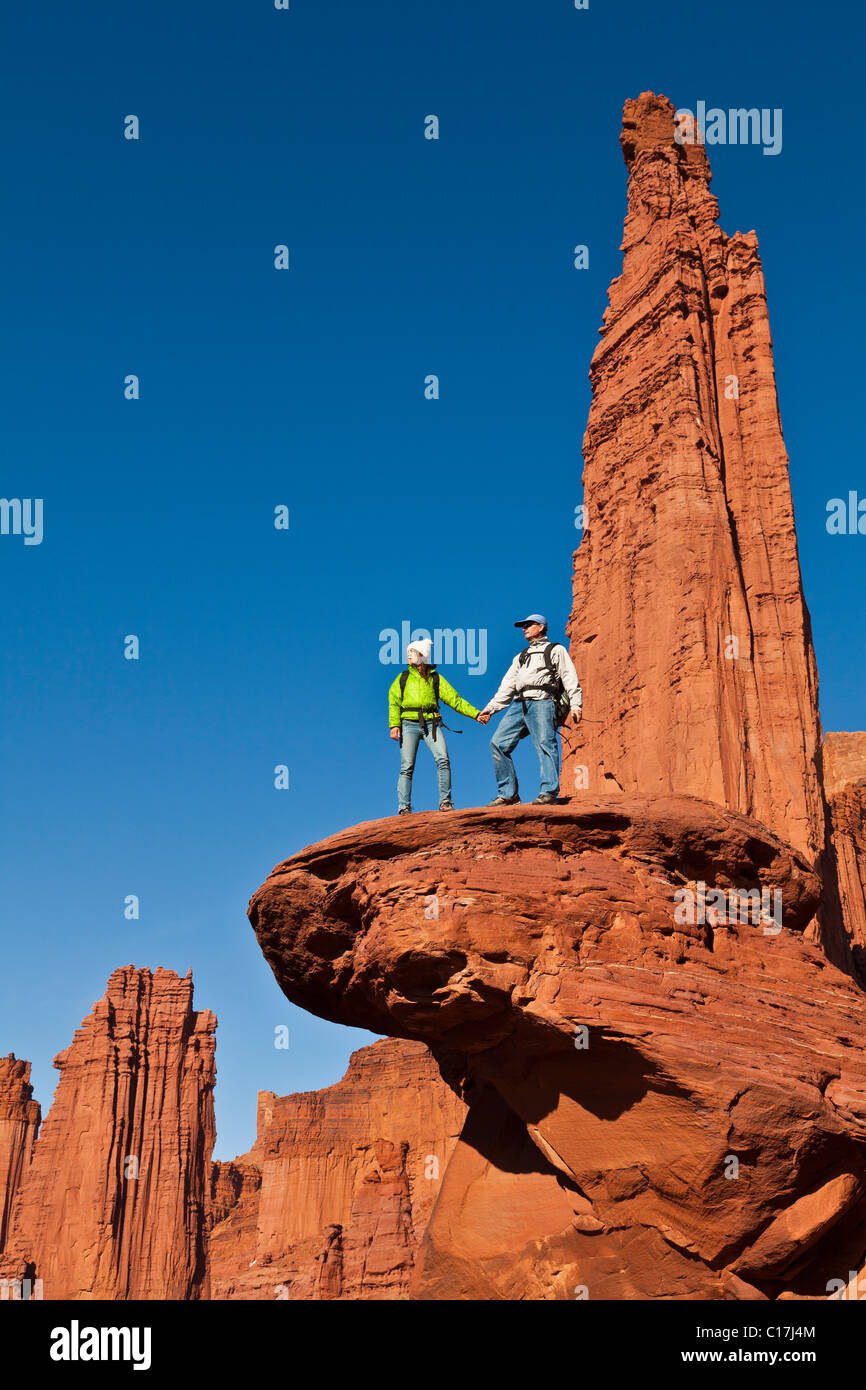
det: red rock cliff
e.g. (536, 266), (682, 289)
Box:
(0, 1055), (40, 1255)
(566, 92), (826, 870)
(249, 801), (866, 1299)
(2, 967), (216, 1300)
(209, 1037), (465, 1299)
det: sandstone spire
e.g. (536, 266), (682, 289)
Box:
(0, 1055), (40, 1254)
(565, 92), (825, 864)
(1, 967), (216, 1299)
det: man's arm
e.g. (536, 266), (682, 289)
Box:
(481, 657), (520, 715)
(554, 646), (583, 712)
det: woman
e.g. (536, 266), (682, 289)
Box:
(388, 638), (483, 813)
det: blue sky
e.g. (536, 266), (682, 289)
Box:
(1, 0), (863, 1159)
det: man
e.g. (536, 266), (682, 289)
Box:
(477, 614), (582, 806)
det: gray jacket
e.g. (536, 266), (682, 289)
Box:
(482, 638), (582, 716)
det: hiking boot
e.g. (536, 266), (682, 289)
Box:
(487, 794), (520, 807)
(532, 793), (559, 805)
(398, 807), (412, 815)
(439, 801), (453, 811)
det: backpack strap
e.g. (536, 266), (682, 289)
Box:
(398, 668), (441, 715)
(397, 667), (465, 738)
(514, 644), (570, 726)
(543, 643), (563, 680)
(520, 643), (565, 698)
(517, 644), (570, 729)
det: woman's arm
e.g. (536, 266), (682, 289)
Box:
(437, 676), (480, 720)
(388, 675), (404, 729)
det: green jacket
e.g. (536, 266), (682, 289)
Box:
(388, 668), (480, 728)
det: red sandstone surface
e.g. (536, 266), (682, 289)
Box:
(249, 800), (866, 1298)
(209, 1037), (465, 1299)
(209, 1159), (262, 1231)
(1, 967), (216, 1299)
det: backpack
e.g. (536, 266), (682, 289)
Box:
(399, 667), (440, 706)
(398, 668), (465, 737)
(517, 643), (571, 728)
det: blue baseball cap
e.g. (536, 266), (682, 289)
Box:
(514, 613), (547, 628)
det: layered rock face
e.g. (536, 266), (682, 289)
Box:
(208, 1159), (262, 1230)
(287, 1138), (416, 1300)
(209, 1037), (465, 1299)
(339, 1138), (415, 1299)
(1, 967), (216, 1300)
(0, 1056), (40, 1255)
(824, 733), (866, 976)
(565, 92), (825, 870)
(249, 801), (866, 1299)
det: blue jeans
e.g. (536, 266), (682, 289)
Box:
(398, 720), (451, 810)
(490, 699), (559, 799)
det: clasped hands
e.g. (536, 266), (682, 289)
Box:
(476, 709), (581, 726)
(391, 708), (581, 735)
